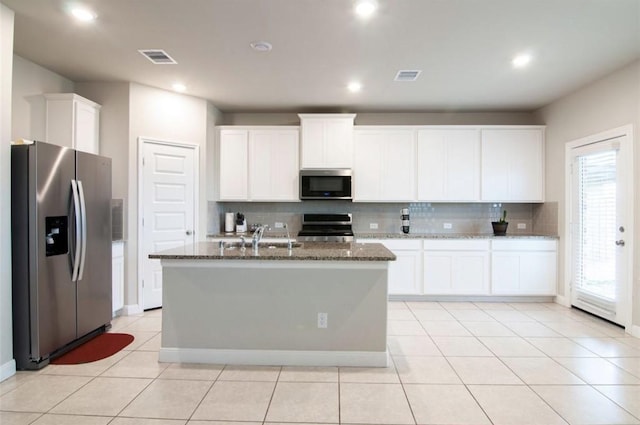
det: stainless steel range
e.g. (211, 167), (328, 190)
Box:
(297, 213), (354, 242)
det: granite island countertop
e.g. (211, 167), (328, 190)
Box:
(149, 241), (396, 261)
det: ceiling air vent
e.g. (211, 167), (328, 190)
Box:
(138, 49), (178, 64)
(394, 70), (422, 82)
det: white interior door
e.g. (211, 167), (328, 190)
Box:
(569, 135), (631, 326)
(141, 141), (196, 310)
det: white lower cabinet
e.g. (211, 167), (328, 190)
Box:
(357, 237), (557, 297)
(491, 239), (557, 295)
(358, 239), (422, 294)
(112, 241), (125, 315)
(423, 240), (490, 295)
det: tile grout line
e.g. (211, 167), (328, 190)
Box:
(185, 363), (225, 423)
(261, 366), (282, 423)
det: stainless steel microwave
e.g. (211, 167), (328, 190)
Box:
(299, 169), (352, 200)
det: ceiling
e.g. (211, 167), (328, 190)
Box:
(4, 0), (640, 112)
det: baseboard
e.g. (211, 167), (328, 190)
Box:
(554, 295), (571, 307)
(388, 294), (555, 302)
(631, 325), (640, 338)
(122, 304), (143, 316)
(0, 359), (16, 382)
(159, 347), (388, 367)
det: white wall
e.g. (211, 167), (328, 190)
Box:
(0, 2), (14, 381)
(536, 60), (640, 330)
(127, 83), (208, 311)
(11, 55), (74, 141)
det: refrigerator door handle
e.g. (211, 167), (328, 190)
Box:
(77, 180), (88, 281)
(71, 179), (82, 282)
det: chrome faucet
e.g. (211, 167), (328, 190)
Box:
(284, 223), (293, 251)
(252, 224), (269, 251)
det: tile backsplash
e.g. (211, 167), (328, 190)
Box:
(208, 201), (558, 236)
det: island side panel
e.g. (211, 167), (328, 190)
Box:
(161, 261), (388, 354)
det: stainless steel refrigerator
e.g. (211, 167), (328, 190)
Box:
(11, 141), (112, 370)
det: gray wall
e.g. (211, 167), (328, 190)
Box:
(0, 2), (14, 380)
(535, 60), (640, 328)
(222, 111), (540, 126)
(127, 83), (209, 311)
(11, 55), (74, 141)
(75, 82), (130, 203)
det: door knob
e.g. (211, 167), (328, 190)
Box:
(186, 230), (193, 236)
(615, 239), (625, 246)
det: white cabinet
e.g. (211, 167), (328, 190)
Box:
(357, 236), (557, 298)
(248, 129), (299, 201)
(481, 128), (544, 202)
(218, 129), (249, 200)
(423, 240), (490, 295)
(112, 241), (124, 315)
(491, 239), (557, 295)
(217, 127), (299, 201)
(353, 128), (416, 202)
(358, 239), (422, 295)
(417, 128), (481, 201)
(28, 93), (101, 154)
(299, 114), (356, 169)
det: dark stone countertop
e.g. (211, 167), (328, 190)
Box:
(149, 241), (396, 262)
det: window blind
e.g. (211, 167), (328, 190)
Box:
(574, 149), (617, 303)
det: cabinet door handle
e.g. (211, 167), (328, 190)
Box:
(186, 230), (193, 236)
(615, 239), (625, 246)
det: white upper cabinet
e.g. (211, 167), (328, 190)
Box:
(29, 93), (101, 154)
(481, 128), (544, 202)
(218, 129), (250, 200)
(417, 128), (481, 201)
(353, 128), (416, 202)
(248, 129), (299, 201)
(217, 127), (299, 201)
(299, 114), (356, 169)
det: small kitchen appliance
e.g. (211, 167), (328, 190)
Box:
(224, 212), (235, 233)
(401, 208), (410, 234)
(297, 213), (354, 242)
(299, 169), (352, 200)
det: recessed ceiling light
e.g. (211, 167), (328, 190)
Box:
(172, 83), (186, 93)
(347, 82), (362, 92)
(355, 0), (377, 18)
(250, 41), (273, 52)
(70, 7), (96, 22)
(512, 53), (532, 68)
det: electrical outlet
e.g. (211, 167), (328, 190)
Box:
(317, 313), (328, 329)
(274, 222), (284, 229)
(369, 223), (379, 230)
(443, 223), (453, 229)
(517, 223), (527, 230)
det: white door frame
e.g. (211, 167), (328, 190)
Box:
(137, 137), (200, 311)
(563, 124), (634, 331)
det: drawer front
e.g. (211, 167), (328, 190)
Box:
(423, 239), (490, 251)
(357, 239), (422, 250)
(492, 239), (557, 251)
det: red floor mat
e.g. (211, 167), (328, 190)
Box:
(51, 333), (134, 365)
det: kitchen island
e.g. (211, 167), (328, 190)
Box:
(149, 242), (395, 367)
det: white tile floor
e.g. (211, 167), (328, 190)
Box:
(1, 302), (640, 425)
